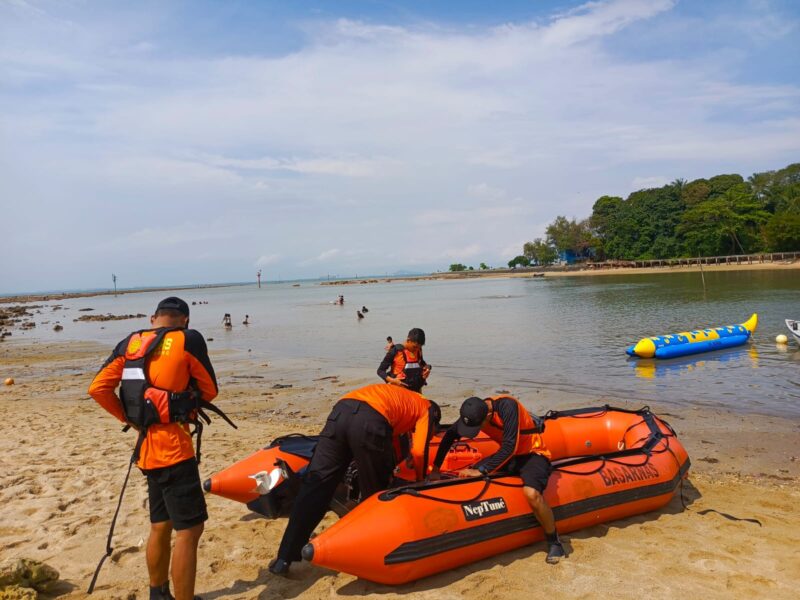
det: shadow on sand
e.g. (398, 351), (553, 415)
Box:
(201, 562), (332, 600)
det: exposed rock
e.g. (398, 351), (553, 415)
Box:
(74, 313), (146, 322)
(78, 308), (94, 311)
(0, 584), (37, 599)
(0, 558), (59, 594)
(52, 325), (63, 332)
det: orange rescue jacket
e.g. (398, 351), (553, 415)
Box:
(89, 328), (219, 470)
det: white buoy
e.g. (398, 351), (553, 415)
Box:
(776, 334), (788, 344)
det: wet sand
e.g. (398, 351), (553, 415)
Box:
(1, 340), (799, 599)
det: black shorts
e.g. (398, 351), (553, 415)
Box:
(507, 453), (552, 493)
(144, 458), (208, 530)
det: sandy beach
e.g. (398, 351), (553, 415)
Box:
(1, 337), (799, 600)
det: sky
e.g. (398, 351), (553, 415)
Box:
(1, 0), (799, 292)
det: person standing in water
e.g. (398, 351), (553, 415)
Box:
(377, 328), (430, 393)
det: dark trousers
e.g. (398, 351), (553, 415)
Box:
(276, 399), (395, 561)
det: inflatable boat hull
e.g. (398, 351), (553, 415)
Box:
(204, 432), (501, 518)
(304, 406), (690, 584)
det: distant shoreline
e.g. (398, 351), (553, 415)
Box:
(323, 259), (800, 285)
(2, 259), (797, 302)
(0, 282), (246, 305)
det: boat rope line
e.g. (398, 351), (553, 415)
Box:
(87, 457), (135, 594)
(382, 408), (673, 503)
(660, 437), (762, 527)
(543, 404), (651, 420)
(383, 459), (690, 565)
(695, 509), (762, 527)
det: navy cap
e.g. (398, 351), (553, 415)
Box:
(156, 296), (190, 317)
(456, 397), (488, 438)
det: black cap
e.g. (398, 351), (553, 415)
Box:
(456, 397), (488, 438)
(156, 296), (190, 317)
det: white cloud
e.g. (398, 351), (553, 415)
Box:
(630, 175), (669, 190)
(315, 249), (341, 261)
(1, 0), (799, 290)
(255, 254), (281, 266)
(200, 154), (393, 177)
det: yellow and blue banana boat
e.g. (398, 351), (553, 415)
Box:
(626, 314), (757, 359)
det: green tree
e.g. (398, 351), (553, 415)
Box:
(678, 185), (769, 255)
(749, 163), (800, 213)
(589, 185), (684, 260)
(479, 262), (489, 270)
(449, 263), (467, 272)
(588, 196), (623, 259)
(681, 179), (711, 207)
(764, 212), (800, 251)
(523, 238), (557, 265)
(507, 255), (530, 268)
(707, 174), (745, 197)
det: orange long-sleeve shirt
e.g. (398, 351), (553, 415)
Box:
(89, 328), (218, 470)
(343, 384), (434, 479)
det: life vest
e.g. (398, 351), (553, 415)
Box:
(484, 396), (549, 458)
(391, 345), (425, 392)
(119, 327), (235, 460)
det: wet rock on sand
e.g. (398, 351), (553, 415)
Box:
(0, 558), (60, 597)
(73, 313), (146, 322)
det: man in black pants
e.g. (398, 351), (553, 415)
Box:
(269, 383), (438, 575)
(429, 395), (565, 564)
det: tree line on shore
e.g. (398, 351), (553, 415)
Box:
(450, 162), (800, 271)
(516, 162), (800, 267)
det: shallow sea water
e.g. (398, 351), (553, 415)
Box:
(15, 270), (800, 417)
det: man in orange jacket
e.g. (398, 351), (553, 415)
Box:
(377, 327), (431, 392)
(268, 383), (439, 575)
(430, 395), (565, 564)
(89, 297), (218, 600)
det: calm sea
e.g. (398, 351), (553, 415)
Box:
(15, 270), (800, 417)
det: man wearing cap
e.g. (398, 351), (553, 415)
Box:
(89, 297), (219, 600)
(429, 395), (565, 564)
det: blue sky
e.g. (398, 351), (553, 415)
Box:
(1, 0), (799, 292)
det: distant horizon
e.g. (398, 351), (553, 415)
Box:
(0, 270), (437, 298)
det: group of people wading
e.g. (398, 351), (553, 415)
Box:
(89, 297), (564, 600)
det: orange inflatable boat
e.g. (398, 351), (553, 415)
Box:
(204, 431), (501, 517)
(302, 406), (690, 584)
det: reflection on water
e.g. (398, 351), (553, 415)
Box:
(632, 345), (759, 379)
(14, 269), (800, 417)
